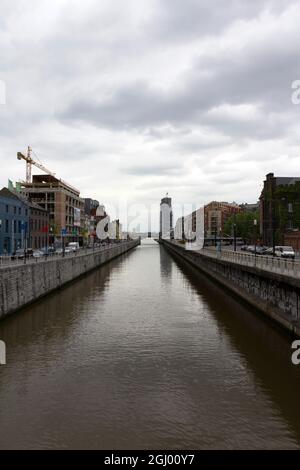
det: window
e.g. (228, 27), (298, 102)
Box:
(288, 203), (293, 213)
(5, 220), (8, 233)
(18, 207), (21, 215)
(6, 205), (8, 213)
(14, 207), (16, 215)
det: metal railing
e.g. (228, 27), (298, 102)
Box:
(171, 241), (300, 279)
(0, 241), (133, 269)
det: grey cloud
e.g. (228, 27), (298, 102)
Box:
(58, 4), (300, 142)
(1, 0), (300, 216)
(149, 0), (296, 42)
(122, 163), (183, 176)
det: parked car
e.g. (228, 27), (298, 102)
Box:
(67, 242), (80, 252)
(56, 247), (72, 254)
(255, 246), (269, 255)
(274, 246), (295, 259)
(12, 249), (25, 259)
(25, 248), (35, 257)
(39, 246), (56, 256)
(264, 247), (274, 256)
(33, 250), (45, 258)
(246, 245), (256, 253)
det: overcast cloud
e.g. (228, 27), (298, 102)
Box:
(1, 0), (300, 230)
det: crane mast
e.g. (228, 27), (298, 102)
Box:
(17, 146), (55, 183)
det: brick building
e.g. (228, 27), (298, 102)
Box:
(260, 173), (300, 248)
(28, 201), (49, 250)
(204, 201), (242, 237)
(20, 175), (84, 246)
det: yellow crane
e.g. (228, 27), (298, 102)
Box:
(17, 146), (55, 183)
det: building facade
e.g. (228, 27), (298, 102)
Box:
(204, 201), (242, 238)
(0, 187), (29, 255)
(28, 201), (49, 250)
(174, 201), (241, 244)
(83, 198), (100, 244)
(0, 187), (50, 254)
(20, 174), (84, 246)
(159, 196), (173, 239)
(260, 173), (300, 248)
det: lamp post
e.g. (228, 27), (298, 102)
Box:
(219, 227), (222, 255)
(271, 199), (276, 256)
(254, 218), (257, 265)
(233, 223), (237, 252)
(45, 225), (49, 255)
(49, 226), (53, 249)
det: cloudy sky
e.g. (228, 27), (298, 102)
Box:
(1, 0), (300, 230)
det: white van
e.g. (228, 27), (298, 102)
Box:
(274, 246), (295, 259)
(67, 242), (80, 252)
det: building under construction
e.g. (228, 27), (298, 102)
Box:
(20, 174), (84, 245)
(17, 146), (85, 245)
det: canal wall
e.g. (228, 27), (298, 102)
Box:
(0, 240), (139, 319)
(161, 240), (300, 337)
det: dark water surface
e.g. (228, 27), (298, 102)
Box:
(1, 240), (300, 449)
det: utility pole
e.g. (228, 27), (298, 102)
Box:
(11, 219), (14, 256)
(233, 224), (236, 251)
(272, 199), (276, 256)
(254, 219), (257, 266)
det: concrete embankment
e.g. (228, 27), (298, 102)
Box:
(0, 240), (140, 319)
(160, 239), (300, 337)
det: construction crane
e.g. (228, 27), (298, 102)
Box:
(17, 146), (55, 183)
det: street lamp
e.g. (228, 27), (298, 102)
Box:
(233, 223), (237, 252)
(254, 218), (257, 263)
(219, 227), (222, 254)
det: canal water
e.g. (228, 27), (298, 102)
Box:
(1, 240), (300, 449)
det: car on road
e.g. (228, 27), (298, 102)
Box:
(255, 246), (269, 255)
(67, 242), (80, 252)
(55, 247), (72, 254)
(11, 248), (34, 259)
(13, 249), (25, 259)
(274, 246), (295, 259)
(40, 247), (56, 256)
(33, 250), (44, 258)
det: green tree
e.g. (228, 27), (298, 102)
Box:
(223, 211), (260, 243)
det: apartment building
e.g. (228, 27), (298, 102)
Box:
(260, 172), (300, 248)
(204, 201), (242, 237)
(20, 174), (84, 245)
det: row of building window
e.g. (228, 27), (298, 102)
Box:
(1, 236), (47, 253)
(30, 219), (47, 231)
(0, 220), (26, 234)
(1, 204), (28, 216)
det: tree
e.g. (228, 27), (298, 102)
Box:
(223, 210), (260, 243)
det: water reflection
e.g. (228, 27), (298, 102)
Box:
(0, 242), (299, 449)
